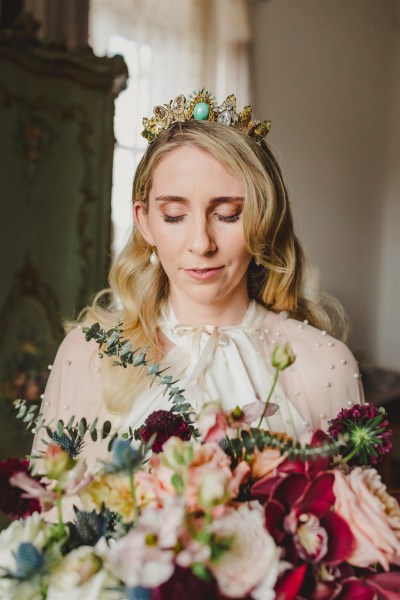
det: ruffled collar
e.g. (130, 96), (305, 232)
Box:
(160, 299), (271, 346)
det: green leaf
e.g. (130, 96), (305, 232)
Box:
(172, 403), (192, 413)
(56, 420), (64, 437)
(107, 432), (118, 452)
(78, 419), (86, 438)
(191, 563), (211, 581)
(241, 431), (255, 453)
(171, 473), (184, 494)
(66, 415), (75, 430)
(133, 353), (146, 366)
(101, 421), (112, 438)
(89, 417), (98, 433)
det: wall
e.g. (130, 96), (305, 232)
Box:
(251, 0), (400, 369)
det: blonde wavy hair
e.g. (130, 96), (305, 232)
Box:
(83, 120), (347, 413)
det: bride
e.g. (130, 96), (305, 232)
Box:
(33, 90), (364, 469)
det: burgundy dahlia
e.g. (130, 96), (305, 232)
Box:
(328, 403), (392, 466)
(139, 410), (191, 453)
(0, 458), (41, 520)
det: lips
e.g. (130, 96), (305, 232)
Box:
(184, 266), (224, 281)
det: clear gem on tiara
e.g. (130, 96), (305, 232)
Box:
(141, 88), (271, 143)
(214, 94), (239, 126)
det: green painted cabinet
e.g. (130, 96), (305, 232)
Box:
(0, 15), (128, 463)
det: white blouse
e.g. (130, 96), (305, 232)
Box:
(33, 300), (364, 471)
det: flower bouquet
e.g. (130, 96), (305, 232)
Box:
(1, 323), (399, 600)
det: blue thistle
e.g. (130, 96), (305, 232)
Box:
(14, 543), (44, 580)
(103, 439), (143, 473)
(126, 587), (152, 600)
(51, 431), (85, 458)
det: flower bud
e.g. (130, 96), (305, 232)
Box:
(43, 444), (74, 480)
(271, 343), (295, 371)
(161, 437), (194, 471)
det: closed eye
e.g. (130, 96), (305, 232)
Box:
(216, 212), (241, 223)
(162, 214), (185, 223)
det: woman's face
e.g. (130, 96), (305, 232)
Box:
(134, 145), (252, 325)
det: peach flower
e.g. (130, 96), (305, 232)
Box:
(251, 447), (286, 480)
(334, 467), (400, 570)
(150, 439), (249, 511)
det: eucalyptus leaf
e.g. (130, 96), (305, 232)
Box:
(101, 421), (112, 438)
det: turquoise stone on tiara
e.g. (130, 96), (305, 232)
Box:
(141, 88), (271, 143)
(193, 102), (210, 121)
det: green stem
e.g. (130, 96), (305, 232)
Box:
(257, 368), (279, 429)
(332, 444), (360, 468)
(225, 435), (236, 455)
(129, 470), (139, 526)
(55, 495), (65, 538)
(204, 506), (212, 529)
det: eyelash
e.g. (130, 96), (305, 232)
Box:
(162, 213), (241, 224)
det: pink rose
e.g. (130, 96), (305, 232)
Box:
(209, 503), (279, 598)
(334, 467), (400, 570)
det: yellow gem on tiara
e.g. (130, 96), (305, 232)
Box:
(141, 89), (271, 144)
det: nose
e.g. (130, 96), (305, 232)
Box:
(188, 216), (217, 255)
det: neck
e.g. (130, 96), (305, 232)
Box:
(169, 290), (251, 327)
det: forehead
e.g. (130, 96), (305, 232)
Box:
(150, 145), (243, 197)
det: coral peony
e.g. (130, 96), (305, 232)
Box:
(333, 467), (400, 570)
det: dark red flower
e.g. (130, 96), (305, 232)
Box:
(251, 430), (332, 502)
(0, 458), (41, 520)
(328, 403), (392, 466)
(139, 410), (191, 453)
(274, 564), (307, 600)
(263, 471), (354, 567)
(153, 566), (219, 600)
(364, 571), (400, 599)
(310, 577), (375, 600)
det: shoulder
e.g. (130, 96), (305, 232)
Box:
(53, 325), (99, 366)
(262, 310), (357, 367)
(264, 310), (362, 394)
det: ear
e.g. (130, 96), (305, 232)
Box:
(134, 201), (154, 246)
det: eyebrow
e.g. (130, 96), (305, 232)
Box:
(154, 196), (244, 204)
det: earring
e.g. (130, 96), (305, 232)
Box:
(149, 247), (159, 266)
(255, 256), (261, 266)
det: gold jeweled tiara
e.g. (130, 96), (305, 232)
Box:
(141, 88), (271, 144)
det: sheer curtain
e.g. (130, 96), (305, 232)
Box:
(89, 0), (251, 257)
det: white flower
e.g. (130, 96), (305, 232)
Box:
(47, 546), (119, 600)
(0, 581), (44, 600)
(209, 503), (280, 598)
(106, 527), (174, 588)
(139, 497), (186, 549)
(0, 513), (54, 599)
